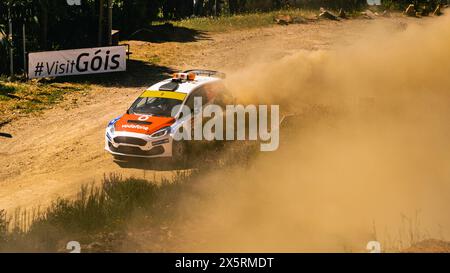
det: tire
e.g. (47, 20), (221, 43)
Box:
(112, 154), (128, 161)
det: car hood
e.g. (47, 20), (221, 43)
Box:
(114, 114), (175, 135)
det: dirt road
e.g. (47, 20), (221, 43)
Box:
(0, 16), (415, 211)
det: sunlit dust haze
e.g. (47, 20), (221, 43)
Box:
(148, 15), (450, 252)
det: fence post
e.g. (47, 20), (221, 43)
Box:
(23, 23), (27, 78)
(8, 5), (14, 77)
(108, 0), (112, 46)
(98, 0), (104, 46)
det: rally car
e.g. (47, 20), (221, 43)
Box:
(105, 70), (229, 161)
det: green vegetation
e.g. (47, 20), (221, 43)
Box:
(0, 0), (372, 76)
(172, 9), (317, 32)
(0, 137), (259, 252)
(0, 24), (7, 75)
(0, 172), (194, 252)
(0, 80), (89, 124)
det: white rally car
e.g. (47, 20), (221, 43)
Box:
(105, 70), (228, 161)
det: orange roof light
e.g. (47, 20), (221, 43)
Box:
(173, 73), (185, 80)
(173, 72), (195, 81)
(187, 73), (196, 81)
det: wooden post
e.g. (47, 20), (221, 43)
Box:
(23, 23), (27, 78)
(98, 0), (104, 46)
(8, 4), (13, 77)
(107, 0), (112, 46)
(40, 0), (48, 50)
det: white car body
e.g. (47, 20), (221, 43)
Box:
(105, 70), (226, 159)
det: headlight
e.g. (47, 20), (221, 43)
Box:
(107, 115), (121, 135)
(108, 124), (115, 135)
(150, 127), (171, 138)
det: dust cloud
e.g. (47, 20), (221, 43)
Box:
(176, 15), (450, 252)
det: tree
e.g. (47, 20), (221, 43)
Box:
(194, 0), (205, 16)
(39, 0), (48, 50)
(0, 24), (8, 75)
(229, 0), (238, 13)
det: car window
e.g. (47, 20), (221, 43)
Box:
(129, 97), (182, 117)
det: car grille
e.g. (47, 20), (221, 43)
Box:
(127, 120), (152, 125)
(109, 142), (164, 156)
(113, 136), (147, 146)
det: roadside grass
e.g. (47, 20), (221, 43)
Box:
(170, 9), (319, 32)
(0, 164), (445, 252)
(0, 139), (259, 252)
(0, 80), (89, 124)
(169, 8), (367, 33)
(0, 172), (195, 252)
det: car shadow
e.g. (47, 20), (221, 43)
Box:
(112, 157), (193, 171)
(0, 120), (12, 139)
(126, 23), (210, 43)
(51, 59), (175, 88)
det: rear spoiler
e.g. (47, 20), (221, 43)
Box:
(183, 69), (226, 79)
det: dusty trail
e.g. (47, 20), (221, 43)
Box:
(0, 16), (414, 212)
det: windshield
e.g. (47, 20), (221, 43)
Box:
(128, 97), (182, 117)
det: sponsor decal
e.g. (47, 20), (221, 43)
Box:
(138, 115), (150, 121)
(121, 124), (149, 131)
(28, 46), (126, 79)
(113, 114), (175, 135)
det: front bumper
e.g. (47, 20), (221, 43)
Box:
(105, 130), (173, 158)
